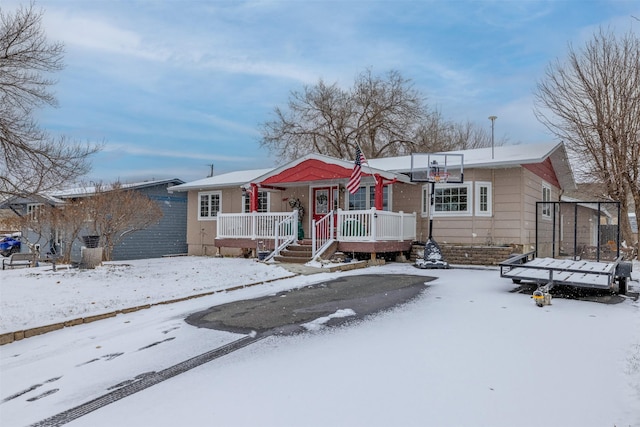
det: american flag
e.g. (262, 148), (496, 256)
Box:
(347, 146), (367, 194)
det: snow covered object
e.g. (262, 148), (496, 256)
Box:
(415, 238), (449, 269)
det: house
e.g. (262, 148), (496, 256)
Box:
(0, 179), (188, 261)
(539, 198), (623, 261)
(563, 182), (638, 258)
(168, 142), (575, 262)
(0, 193), (65, 253)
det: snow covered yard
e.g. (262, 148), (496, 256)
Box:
(0, 256), (297, 334)
(1, 257), (639, 427)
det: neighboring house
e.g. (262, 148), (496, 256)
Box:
(541, 197), (621, 260)
(565, 182), (639, 249)
(0, 179), (188, 261)
(0, 193), (65, 253)
(169, 142), (575, 260)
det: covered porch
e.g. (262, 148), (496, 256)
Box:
(215, 208), (417, 261)
(212, 153), (417, 261)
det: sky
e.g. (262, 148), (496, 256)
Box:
(3, 0), (640, 185)
(1, 257), (639, 426)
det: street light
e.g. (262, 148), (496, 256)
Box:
(488, 116), (497, 159)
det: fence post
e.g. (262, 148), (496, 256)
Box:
(371, 208), (377, 242)
(330, 211), (335, 240)
(251, 212), (257, 240)
(399, 210), (404, 241)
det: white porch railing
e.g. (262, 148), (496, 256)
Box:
(336, 208), (416, 242)
(311, 211), (335, 258)
(217, 208), (416, 252)
(217, 211), (297, 240)
(273, 211), (298, 258)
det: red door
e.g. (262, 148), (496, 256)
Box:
(312, 187), (332, 222)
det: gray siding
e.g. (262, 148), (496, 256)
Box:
(111, 184), (187, 261)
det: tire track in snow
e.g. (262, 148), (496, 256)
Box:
(29, 334), (263, 427)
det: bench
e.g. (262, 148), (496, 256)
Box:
(2, 252), (37, 270)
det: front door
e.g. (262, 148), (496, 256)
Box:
(312, 186), (338, 222)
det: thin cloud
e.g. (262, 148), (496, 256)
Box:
(46, 10), (171, 62)
(102, 144), (256, 163)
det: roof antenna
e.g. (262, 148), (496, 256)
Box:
(207, 163), (214, 177)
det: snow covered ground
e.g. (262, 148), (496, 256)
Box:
(1, 256), (639, 427)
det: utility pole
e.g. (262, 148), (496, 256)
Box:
(488, 116), (497, 159)
(207, 164), (214, 177)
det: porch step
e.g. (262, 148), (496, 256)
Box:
(273, 242), (313, 264)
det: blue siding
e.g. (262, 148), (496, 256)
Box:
(111, 184), (187, 260)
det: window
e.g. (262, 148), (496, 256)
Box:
(475, 182), (492, 216)
(422, 183), (472, 216)
(315, 189), (330, 214)
(198, 191), (221, 220)
(27, 203), (43, 221)
(435, 186), (468, 213)
(368, 186), (389, 210)
(542, 184), (551, 218)
(243, 191), (269, 213)
(347, 185), (390, 211)
(348, 187), (367, 210)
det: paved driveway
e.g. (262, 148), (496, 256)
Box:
(186, 274), (434, 336)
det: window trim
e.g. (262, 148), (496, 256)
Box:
(27, 203), (43, 221)
(474, 181), (492, 217)
(541, 183), (552, 219)
(198, 191), (221, 220)
(422, 182), (472, 217)
(346, 184), (392, 211)
(242, 190), (270, 213)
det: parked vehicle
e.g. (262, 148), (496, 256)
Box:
(0, 236), (21, 257)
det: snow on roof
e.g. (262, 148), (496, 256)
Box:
(53, 178), (184, 198)
(168, 168), (275, 192)
(171, 142), (566, 190)
(0, 193), (66, 209)
(368, 142), (562, 172)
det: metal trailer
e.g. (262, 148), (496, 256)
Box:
(499, 201), (633, 297)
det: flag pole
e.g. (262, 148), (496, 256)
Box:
(355, 144), (383, 209)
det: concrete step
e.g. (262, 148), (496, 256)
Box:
(283, 246), (312, 256)
(273, 255), (310, 264)
(273, 242), (313, 264)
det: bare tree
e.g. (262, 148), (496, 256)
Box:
(48, 200), (88, 262)
(86, 183), (163, 261)
(3, 183), (163, 262)
(534, 28), (640, 250)
(413, 113), (506, 153)
(261, 69), (497, 162)
(0, 2), (98, 198)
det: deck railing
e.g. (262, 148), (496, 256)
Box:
(217, 208), (416, 244)
(217, 211), (296, 240)
(273, 211), (298, 257)
(336, 208), (416, 241)
(311, 211), (335, 258)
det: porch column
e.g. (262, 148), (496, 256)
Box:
(374, 174), (384, 210)
(250, 183), (259, 212)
